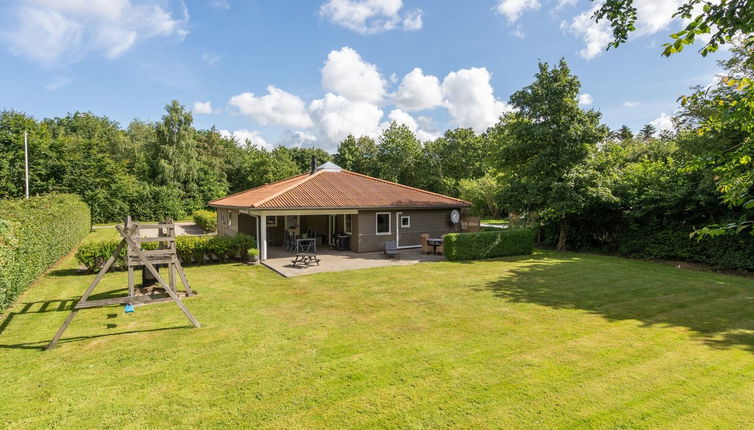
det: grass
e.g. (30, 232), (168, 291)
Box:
(481, 218), (508, 225)
(3, 233), (754, 427)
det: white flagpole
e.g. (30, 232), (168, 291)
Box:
(24, 131), (29, 199)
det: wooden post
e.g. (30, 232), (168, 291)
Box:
(46, 224), (137, 350)
(126, 216), (135, 297)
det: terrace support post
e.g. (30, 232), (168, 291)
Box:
(260, 214), (267, 261)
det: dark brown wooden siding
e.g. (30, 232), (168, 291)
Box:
(355, 209), (460, 252)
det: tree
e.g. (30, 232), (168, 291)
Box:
(334, 135), (358, 170)
(422, 128), (487, 195)
(375, 122), (423, 186)
(458, 173), (505, 218)
(595, 0), (754, 57)
(153, 101), (199, 189)
(495, 59), (609, 251)
(593, 1), (754, 237)
(639, 124), (656, 140)
(617, 125), (633, 141)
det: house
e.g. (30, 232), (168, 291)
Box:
(208, 160), (471, 261)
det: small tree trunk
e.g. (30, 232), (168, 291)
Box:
(557, 216), (567, 252)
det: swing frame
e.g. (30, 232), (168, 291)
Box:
(46, 217), (200, 350)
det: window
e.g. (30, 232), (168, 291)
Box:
(228, 210), (232, 226)
(344, 214), (352, 234)
(266, 216), (277, 227)
(376, 212), (391, 235)
(400, 215), (410, 228)
(220, 212), (225, 225)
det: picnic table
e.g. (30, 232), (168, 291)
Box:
(291, 253), (320, 267)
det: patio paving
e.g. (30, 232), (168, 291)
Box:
(261, 246), (445, 277)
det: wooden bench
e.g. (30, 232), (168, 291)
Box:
(291, 253), (320, 267)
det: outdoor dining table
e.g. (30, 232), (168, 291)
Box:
(427, 238), (442, 255)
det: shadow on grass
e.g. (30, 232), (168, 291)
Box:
(477, 252), (754, 353)
(47, 268), (86, 277)
(0, 326), (190, 350)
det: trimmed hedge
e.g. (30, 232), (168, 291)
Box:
(192, 209), (217, 233)
(443, 229), (535, 261)
(76, 234), (256, 272)
(0, 194), (91, 311)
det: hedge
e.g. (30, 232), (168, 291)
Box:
(0, 194), (91, 312)
(192, 209), (217, 233)
(443, 229), (535, 261)
(76, 234), (256, 272)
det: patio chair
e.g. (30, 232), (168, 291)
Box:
(384, 240), (400, 259)
(420, 234), (430, 254)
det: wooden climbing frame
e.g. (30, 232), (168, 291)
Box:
(46, 217), (201, 350)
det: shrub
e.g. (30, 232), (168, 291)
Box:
(443, 229), (535, 261)
(76, 234), (257, 272)
(0, 194), (91, 311)
(192, 209), (217, 233)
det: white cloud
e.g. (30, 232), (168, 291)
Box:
(578, 93), (593, 106)
(322, 46), (386, 103)
(1, 0), (188, 67)
(309, 93), (384, 147)
(649, 112), (674, 135)
(278, 130), (318, 148)
(320, 0), (423, 34)
(386, 108), (418, 131)
(512, 24), (526, 39)
(228, 86), (313, 128)
(495, 0), (541, 23)
(562, 0), (683, 60)
(560, 4), (613, 60)
(441, 67), (510, 133)
(45, 76), (73, 91)
(193, 101), (214, 115)
(623, 101), (640, 108)
(394, 67), (443, 111)
(384, 109), (440, 142)
(210, 0), (230, 10)
(202, 52), (220, 67)
(219, 129), (271, 150)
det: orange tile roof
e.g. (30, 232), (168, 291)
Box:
(209, 170), (470, 209)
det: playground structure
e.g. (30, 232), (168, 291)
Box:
(46, 217), (201, 349)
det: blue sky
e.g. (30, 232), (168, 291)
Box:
(0, 0), (724, 151)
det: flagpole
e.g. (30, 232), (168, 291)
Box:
(24, 131), (29, 199)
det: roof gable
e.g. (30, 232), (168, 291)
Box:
(209, 169), (470, 209)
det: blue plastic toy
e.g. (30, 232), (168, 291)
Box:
(124, 304), (135, 313)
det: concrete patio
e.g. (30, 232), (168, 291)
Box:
(261, 246), (445, 277)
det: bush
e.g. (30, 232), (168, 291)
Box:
(443, 229), (535, 261)
(0, 194), (91, 311)
(192, 209), (217, 233)
(76, 234), (257, 272)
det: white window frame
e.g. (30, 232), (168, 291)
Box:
(266, 216), (277, 227)
(343, 214), (352, 234)
(228, 210), (232, 226)
(400, 215), (411, 228)
(375, 212), (391, 235)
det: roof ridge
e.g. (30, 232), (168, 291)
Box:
(253, 170), (323, 207)
(341, 170), (472, 206)
(208, 173), (310, 205)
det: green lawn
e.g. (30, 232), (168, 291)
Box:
(3, 235), (754, 428)
(481, 218), (508, 225)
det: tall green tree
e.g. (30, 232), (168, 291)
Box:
(495, 59), (609, 250)
(639, 124), (656, 140)
(376, 122), (423, 186)
(153, 100), (199, 189)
